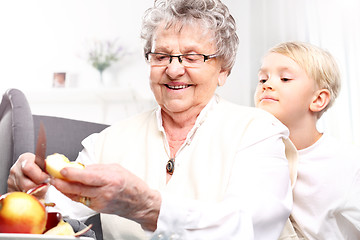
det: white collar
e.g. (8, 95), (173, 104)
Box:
(155, 94), (219, 133)
(155, 94), (220, 157)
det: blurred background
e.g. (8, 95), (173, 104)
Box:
(0, 0), (359, 146)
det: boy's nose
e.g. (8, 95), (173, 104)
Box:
(262, 80), (273, 90)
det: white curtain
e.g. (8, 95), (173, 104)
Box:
(306, 0), (360, 146)
(249, 0), (360, 146)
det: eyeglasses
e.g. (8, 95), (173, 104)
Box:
(145, 52), (217, 68)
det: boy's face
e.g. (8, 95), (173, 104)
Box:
(254, 52), (318, 127)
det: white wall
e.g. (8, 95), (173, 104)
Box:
(219, 0), (252, 106)
(0, 0), (252, 106)
(0, 0), (153, 97)
(1, 1), (358, 145)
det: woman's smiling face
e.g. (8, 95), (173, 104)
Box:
(149, 23), (228, 116)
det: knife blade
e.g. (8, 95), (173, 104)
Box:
(35, 121), (47, 171)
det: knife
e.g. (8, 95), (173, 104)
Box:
(35, 121), (47, 171)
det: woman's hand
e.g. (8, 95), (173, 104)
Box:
(50, 163), (162, 231)
(7, 153), (50, 198)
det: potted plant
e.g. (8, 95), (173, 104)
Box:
(87, 39), (125, 84)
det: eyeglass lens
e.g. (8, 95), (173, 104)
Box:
(148, 53), (210, 67)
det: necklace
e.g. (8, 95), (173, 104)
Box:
(162, 97), (215, 176)
(166, 158), (175, 175)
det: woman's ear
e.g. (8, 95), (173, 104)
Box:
(218, 69), (229, 86)
(310, 89), (331, 113)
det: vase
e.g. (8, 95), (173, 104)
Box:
(98, 69), (118, 87)
(98, 70), (104, 85)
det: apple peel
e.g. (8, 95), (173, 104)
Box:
(74, 223), (93, 237)
(26, 183), (49, 195)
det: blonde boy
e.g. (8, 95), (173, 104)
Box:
(254, 42), (360, 239)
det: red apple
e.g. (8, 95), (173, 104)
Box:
(44, 215), (93, 236)
(45, 212), (62, 232)
(0, 192), (47, 234)
(44, 219), (75, 235)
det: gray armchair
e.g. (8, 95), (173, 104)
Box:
(0, 88), (34, 195)
(0, 88), (109, 240)
(33, 115), (109, 162)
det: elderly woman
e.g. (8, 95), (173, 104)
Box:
(7, 0), (295, 239)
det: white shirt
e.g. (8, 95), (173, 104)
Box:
(46, 96), (295, 240)
(291, 133), (360, 240)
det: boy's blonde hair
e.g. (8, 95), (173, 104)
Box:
(268, 41), (341, 118)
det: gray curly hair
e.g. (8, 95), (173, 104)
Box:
(141, 0), (239, 73)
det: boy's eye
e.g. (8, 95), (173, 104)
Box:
(281, 78), (291, 82)
(259, 79), (267, 84)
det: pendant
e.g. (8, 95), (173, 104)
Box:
(166, 158), (175, 175)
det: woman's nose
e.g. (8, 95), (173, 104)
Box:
(166, 59), (186, 78)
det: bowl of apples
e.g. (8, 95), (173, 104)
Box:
(0, 154), (92, 240)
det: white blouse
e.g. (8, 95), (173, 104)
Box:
(46, 96), (295, 240)
(291, 133), (360, 239)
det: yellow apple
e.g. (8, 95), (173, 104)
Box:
(44, 220), (75, 235)
(45, 153), (85, 179)
(0, 192), (47, 234)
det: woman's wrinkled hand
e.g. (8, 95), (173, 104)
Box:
(7, 153), (50, 198)
(50, 163), (161, 231)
